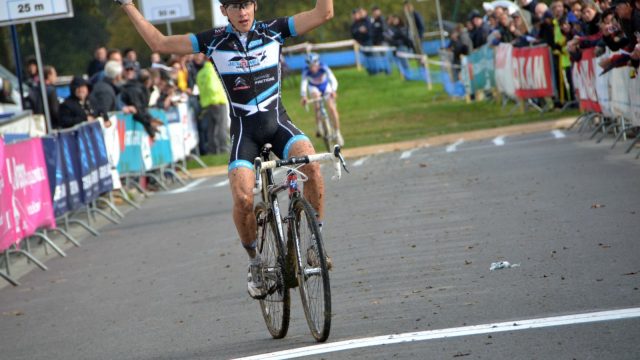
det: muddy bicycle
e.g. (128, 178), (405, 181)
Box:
(252, 144), (348, 342)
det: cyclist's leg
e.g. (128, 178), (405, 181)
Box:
(289, 140), (325, 221)
(309, 86), (323, 137)
(229, 166), (258, 257)
(325, 94), (341, 132)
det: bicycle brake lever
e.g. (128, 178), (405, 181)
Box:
(333, 145), (350, 174)
(253, 158), (262, 194)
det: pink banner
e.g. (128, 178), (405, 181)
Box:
(3, 138), (56, 247)
(512, 46), (555, 99)
(0, 137), (17, 252)
(572, 48), (602, 113)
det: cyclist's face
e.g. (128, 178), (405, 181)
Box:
(310, 62), (320, 72)
(221, 1), (257, 33)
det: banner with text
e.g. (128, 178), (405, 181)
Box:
(512, 46), (555, 99)
(0, 137), (16, 251)
(495, 43), (517, 99)
(3, 138), (56, 243)
(572, 47), (601, 113)
(148, 109), (174, 168)
(468, 45), (496, 93)
(116, 114), (152, 175)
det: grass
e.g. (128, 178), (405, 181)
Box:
(188, 67), (578, 169)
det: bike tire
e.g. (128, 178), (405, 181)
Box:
(255, 202), (290, 339)
(291, 197), (331, 342)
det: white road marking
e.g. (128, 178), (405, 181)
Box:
(400, 150), (416, 160)
(552, 130), (566, 139)
(353, 157), (369, 167)
(214, 179), (230, 188)
(446, 139), (465, 153)
(492, 135), (506, 146)
(164, 178), (208, 195)
(232, 307), (640, 360)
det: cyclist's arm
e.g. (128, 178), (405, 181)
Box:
(300, 74), (309, 98)
(292, 0), (334, 36)
(120, 4), (194, 55)
(326, 67), (338, 92)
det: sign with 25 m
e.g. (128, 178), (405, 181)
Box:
(0, 0), (73, 26)
(139, 0), (195, 24)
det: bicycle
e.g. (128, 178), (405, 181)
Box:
(306, 97), (338, 153)
(252, 144), (348, 342)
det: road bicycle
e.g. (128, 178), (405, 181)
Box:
(306, 97), (338, 153)
(252, 144), (348, 342)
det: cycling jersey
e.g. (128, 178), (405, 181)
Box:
(190, 18), (308, 171)
(300, 63), (338, 97)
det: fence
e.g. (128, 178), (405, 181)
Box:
(0, 102), (202, 286)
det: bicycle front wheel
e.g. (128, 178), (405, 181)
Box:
(292, 197), (331, 342)
(255, 202), (290, 339)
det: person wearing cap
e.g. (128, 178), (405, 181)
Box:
(469, 9), (492, 48)
(58, 76), (98, 129)
(116, 0), (335, 299)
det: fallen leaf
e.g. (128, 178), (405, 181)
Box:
(419, 163), (428, 168)
(464, 260), (472, 265)
(2, 310), (24, 316)
(623, 271), (639, 276)
(591, 203), (605, 209)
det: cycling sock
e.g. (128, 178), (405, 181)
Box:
(243, 239), (258, 258)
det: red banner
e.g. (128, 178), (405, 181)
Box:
(572, 47), (602, 113)
(512, 46), (555, 99)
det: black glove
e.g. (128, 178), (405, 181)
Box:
(114, 0), (133, 5)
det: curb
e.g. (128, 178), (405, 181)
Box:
(188, 117), (577, 179)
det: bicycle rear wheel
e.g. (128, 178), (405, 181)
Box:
(255, 202), (290, 339)
(292, 197), (331, 342)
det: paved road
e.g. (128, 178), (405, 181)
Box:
(1, 130), (639, 360)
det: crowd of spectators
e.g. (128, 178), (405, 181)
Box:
(446, 0), (639, 106)
(17, 46), (229, 156)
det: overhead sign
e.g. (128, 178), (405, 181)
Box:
(0, 0), (73, 26)
(139, 0), (195, 24)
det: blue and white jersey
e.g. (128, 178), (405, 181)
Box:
(190, 18), (296, 119)
(300, 64), (338, 97)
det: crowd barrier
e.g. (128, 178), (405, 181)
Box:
(0, 103), (202, 286)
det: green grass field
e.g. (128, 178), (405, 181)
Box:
(189, 67), (578, 168)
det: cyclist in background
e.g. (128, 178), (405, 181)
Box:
(300, 53), (344, 147)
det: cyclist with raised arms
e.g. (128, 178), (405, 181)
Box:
(115, 0), (334, 299)
(300, 53), (344, 147)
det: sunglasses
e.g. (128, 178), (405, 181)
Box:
(225, 1), (255, 11)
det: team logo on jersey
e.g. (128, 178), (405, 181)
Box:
(233, 77), (250, 91)
(228, 52), (267, 70)
(248, 40), (262, 50)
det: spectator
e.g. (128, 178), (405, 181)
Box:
(121, 65), (163, 138)
(384, 15), (413, 51)
(154, 69), (178, 110)
(29, 65), (60, 129)
(196, 53), (229, 154)
(550, 1), (574, 104)
(87, 46), (107, 78)
(123, 48), (141, 74)
(90, 60), (132, 119)
(351, 7), (371, 46)
(469, 9), (492, 48)
(58, 76), (98, 129)
(90, 48), (123, 86)
(150, 52), (164, 67)
(600, 0), (640, 72)
(403, 0), (425, 41)
(370, 6), (386, 46)
(447, 27), (470, 81)
(23, 55), (39, 89)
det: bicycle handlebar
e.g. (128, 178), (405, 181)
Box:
(253, 145), (349, 195)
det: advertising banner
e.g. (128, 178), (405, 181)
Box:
(595, 53), (614, 119)
(76, 126), (100, 204)
(148, 109), (174, 168)
(628, 72), (640, 126)
(177, 102), (199, 155)
(102, 115), (122, 189)
(468, 45), (496, 93)
(116, 113), (152, 175)
(86, 122), (113, 195)
(609, 66), (632, 120)
(512, 46), (555, 99)
(572, 47), (601, 113)
(165, 107), (186, 162)
(41, 137), (69, 218)
(59, 132), (83, 212)
(3, 138), (56, 242)
(495, 43), (517, 99)
(0, 137), (17, 251)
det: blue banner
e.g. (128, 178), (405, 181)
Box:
(41, 137), (69, 218)
(86, 122), (113, 194)
(58, 132), (83, 212)
(148, 109), (173, 168)
(76, 126), (100, 204)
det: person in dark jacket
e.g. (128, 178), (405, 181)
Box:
(351, 7), (371, 45)
(120, 63), (162, 138)
(87, 46), (107, 78)
(469, 10), (492, 48)
(28, 65), (60, 131)
(370, 6), (386, 45)
(58, 76), (98, 129)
